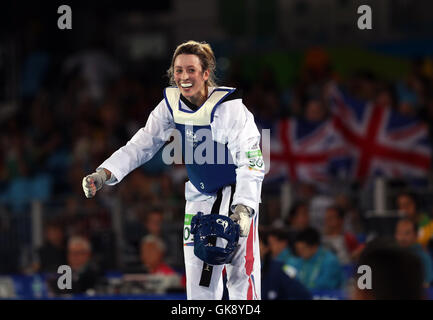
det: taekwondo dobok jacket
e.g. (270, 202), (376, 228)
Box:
(98, 86), (265, 213)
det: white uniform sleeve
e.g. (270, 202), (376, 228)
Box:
(211, 100), (265, 214)
(97, 99), (175, 185)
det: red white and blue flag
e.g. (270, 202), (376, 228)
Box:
(269, 86), (432, 185)
(328, 85), (432, 181)
(269, 117), (346, 185)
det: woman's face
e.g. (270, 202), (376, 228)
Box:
(174, 54), (209, 102)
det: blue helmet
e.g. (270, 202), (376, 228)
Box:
(190, 212), (240, 265)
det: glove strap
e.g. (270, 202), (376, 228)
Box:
(236, 204), (253, 218)
(96, 168), (108, 184)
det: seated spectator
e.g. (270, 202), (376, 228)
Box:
(135, 235), (186, 289)
(125, 206), (180, 269)
(322, 206), (364, 265)
(351, 238), (426, 300)
(59, 236), (101, 295)
(260, 230), (312, 300)
(287, 227), (343, 290)
(144, 208), (164, 237)
(33, 221), (67, 273)
(143, 208), (181, 267)
(395, 218), (433, 287)
(285, 201), (310, 233)
(396, 192), (433, 248)
(334, 193), (364, 236)
(266, 227), (294, 263)
(139, 235), (176, 275)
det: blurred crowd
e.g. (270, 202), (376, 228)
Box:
(1, 39), (433, 299)
(259, 190), (433, 299)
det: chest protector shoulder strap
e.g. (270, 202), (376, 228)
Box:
(164, 87), (236, 125)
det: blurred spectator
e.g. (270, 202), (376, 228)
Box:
(303, 96), (328, 123)
(322, 206), (364, 265)
(133, 235), (186, 290)
(285, 201), (310, 233)
(124, 206), (180, 268)
(260, 230), (312, 300)
(145, 207), (182, 267)
(266, 227), (294, 263)
(33, 221), (66, 273)
(144, 209), (164, 237)
(394, 218), (433, 287)
(293, 182), (317, 203)
(351, 238), (426, 300)
(138, 235), (177, 275)
(333, 193), (364, 237)
(347, 70), (377, 102)
(287, 227), (343, 290)
(64, 236), (101, 295)
(395, 82), (419, 117)
(396, 192), (433, 248)
(125, 205), (164, 242)
(375, 84), (397, 109)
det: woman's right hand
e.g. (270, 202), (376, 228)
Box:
(82, 169), (109, 198)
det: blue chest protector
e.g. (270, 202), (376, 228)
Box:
(164, 87), (238, 195)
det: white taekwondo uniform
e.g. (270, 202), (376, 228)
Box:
(98, 86), (265, 300)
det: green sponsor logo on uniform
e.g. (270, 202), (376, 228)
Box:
(184, 213), (194, 226)
(246, 150), (262, 158)
(184, 213), (195, 241)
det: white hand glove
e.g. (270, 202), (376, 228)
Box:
(230, 204), (253, 237)
(82, 169), (108, 198)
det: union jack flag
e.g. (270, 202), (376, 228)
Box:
(328, 85), (432, 181)
(269, 117), (346, 185)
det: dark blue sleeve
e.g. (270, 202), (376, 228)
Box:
(269, 261), (312, 300)
(278, 270), (313, 300)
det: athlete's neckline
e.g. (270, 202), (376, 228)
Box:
(180, 94), (199, 111)
(178, 87), (217, 114)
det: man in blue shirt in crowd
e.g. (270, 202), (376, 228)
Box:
(266, 227), (294, 263)
(286, 227), (343, 290)
(260, 229), (312, 300)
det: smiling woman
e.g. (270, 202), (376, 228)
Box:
(167, 41), (218, 106)
(82, 39), (265, 300)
